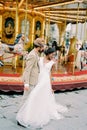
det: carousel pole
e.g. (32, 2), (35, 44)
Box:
(44, 13), (48, 44)
(22, 0), (28, 72)
(47, 10), (50, 43)
(44, 14), (46, 43)
(86, 10), (87, 41)
(72, 2), (80, 75)
(80, 20), (83, 40)
(24, 0), (28, 40)
(31, 12), (35, 43)
(76, 2), (80, 38)
(84, 10), (87, 42)
(42, 17), (45, 39)
(15, 0), (18, 36)
(13, 0), (18, 69)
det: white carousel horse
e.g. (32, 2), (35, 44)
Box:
(0, 34), (28, 66)
(0, 34), (25, 55)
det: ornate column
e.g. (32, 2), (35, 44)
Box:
(42, 17), (45, 39)
(0, 15), (2, 37)
(58, 22), (66, 45)
(75, 3), (80, 38)
(45, 20), (49, 43)
(31, 15), (35, 44)
(84, 10), (87, 41)
(15, 0), (19, 37)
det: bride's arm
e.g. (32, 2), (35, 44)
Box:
(50, 64), (56, 93)
(51, 63), (57, 73)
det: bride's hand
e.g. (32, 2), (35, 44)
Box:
(52, 89), (56, 93)
(24, 86), (29, 91)
(24, 84), (29, 91)
(52, 89), (54, 93)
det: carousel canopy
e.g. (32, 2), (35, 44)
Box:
(0, 0), (87, 24)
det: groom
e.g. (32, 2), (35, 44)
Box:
(22, 38), (45, 100)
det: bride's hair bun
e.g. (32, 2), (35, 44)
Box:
(44, 47), (55, 55)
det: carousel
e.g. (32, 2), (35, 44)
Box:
(0, 0), (87, 92)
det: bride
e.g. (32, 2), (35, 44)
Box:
(16, 47), (68, 128)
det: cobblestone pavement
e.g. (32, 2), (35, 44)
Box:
(0, 89), (87, 130)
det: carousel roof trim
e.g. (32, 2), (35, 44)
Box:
(33, 0), (84, 10)
(18, 0), (24, 8)
(0, 0), (87, 23)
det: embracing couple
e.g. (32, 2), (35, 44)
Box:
(16, 37), (68, 129)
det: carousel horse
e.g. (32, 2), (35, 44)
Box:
(0, 34), (27, 66)
(67, 37), (84, 73)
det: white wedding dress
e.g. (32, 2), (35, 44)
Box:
(16, 57), (67, 128)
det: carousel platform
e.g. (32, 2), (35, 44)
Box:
(0, 73), (24, 92)
(52, 70), (87, 91)
(0, 65), (23, 92)
(0, 65), (87, 92)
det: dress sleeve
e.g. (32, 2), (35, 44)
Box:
(51, 60), (58, 73)
(51, 60), (55, 67)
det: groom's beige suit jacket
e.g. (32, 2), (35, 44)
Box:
(22, 49), (40, 86)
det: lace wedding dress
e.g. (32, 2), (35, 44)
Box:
(16, 57), (67, 128)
